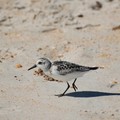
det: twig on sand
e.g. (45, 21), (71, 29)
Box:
(112, 25), (120, 31)
(41, 28), (57, 33)
(75, 24), (100, 30)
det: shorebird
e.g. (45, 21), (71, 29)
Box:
(28, 58), (100, 97)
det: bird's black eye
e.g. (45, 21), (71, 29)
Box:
(38, 62), (42, 64)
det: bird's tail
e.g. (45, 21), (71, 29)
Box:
(89, 66), (104, 70)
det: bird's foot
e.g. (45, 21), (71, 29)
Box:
(55, 93), (65, 97)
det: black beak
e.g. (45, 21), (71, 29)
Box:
(28, 64), (37, 71)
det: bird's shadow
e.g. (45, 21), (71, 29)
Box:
(65, 91), (120, 98)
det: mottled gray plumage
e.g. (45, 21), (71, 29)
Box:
(53, 61), (98, 75)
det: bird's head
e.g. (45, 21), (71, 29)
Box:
(28, 58), (52, 72)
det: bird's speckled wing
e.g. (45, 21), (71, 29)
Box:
(52, 61), (91, 75)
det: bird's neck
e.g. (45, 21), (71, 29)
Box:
(44, 61), (52, 72)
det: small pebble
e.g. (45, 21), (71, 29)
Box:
(91, 1), (102, 10)
(16, 64), (22, 68)
(77, 14), (84, 18)
(111, 114), (114, 116)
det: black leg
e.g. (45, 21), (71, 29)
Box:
(56, 82), (70, 97)
(72, 78), (78, 91)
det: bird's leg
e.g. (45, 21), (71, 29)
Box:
(56, 82), (70, 97)
(72, 78), (78, 91)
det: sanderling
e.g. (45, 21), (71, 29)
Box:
(28, 57), (100, 97)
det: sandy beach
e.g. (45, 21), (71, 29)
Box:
(0, 0), (120, 119)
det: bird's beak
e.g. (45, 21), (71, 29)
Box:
(28, 64), (37, 71)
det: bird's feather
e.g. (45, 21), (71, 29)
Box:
(52, 61), (92, 75)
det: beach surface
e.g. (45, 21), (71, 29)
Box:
(0, 0), (120, 119)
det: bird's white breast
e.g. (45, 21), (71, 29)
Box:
(44, 65), (86, 82)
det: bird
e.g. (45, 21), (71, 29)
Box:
(28, 57), (100, 97)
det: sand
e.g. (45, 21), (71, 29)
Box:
(0, 0), (120, 120)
